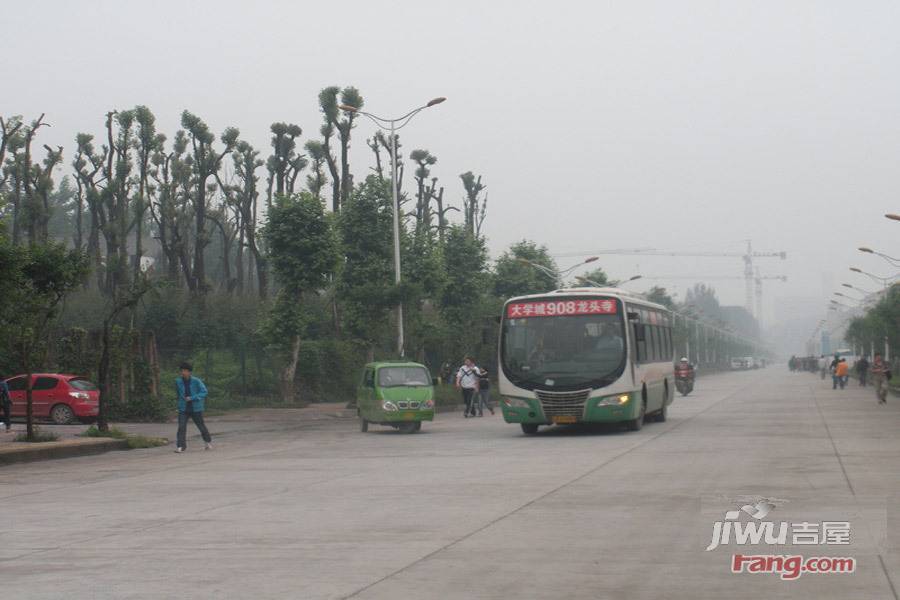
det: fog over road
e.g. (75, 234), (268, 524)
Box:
(2, 369), (898, 599)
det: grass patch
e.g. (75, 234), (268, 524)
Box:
(81, 425), (167, 449)
(126, 435), (168, 449)
(81, 425), (128, 439)
(14, 428), (59, 443)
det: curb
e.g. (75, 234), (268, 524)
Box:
(0, 438), (129, 467)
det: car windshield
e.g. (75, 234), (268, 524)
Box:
(377, 367), (431, 388)
(502, 310), (626, 389)
(69, 378), (98, 391)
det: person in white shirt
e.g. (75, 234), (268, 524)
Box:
(455, 356), (480, 418)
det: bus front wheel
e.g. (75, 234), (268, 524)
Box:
(521, 423), (539, 435)
(627, 400), (645, 431)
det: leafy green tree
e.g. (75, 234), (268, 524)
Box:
(401, 225), (446, 364)
(644, 285), (676, 308)
(230, 141), (266, 296)
(684, 283), (722, 320)
(74, 110), (137, 294)
(132, 106), (163, 279)
(410, 149), (438, 233)
(846, 287), (900, 356)
(263, 192), (338, 402)
(304, 140), (328, 200)
(317, 86), (363, 212)
(579, 267), (609, 287)
(337, 176), (396, 359)
(266, 122), (306, 197)
(147, 130), (195, 287)
(0, 242), (89, 438)
(493, 240), (559, 299)
(440, 225), (490, 361)
(180, 111), (239, 293)
(336, 88), (363, 207)
(97, 275), (156, 431)
(460, 171), (487, 237)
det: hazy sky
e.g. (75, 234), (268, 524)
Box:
(5, 0), (900, 328)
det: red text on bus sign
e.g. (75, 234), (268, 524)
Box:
(506, 299), (617, 318)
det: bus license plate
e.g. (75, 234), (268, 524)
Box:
(552, 416), (577, 424)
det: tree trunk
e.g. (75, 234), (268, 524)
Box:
(25, 368), (34, 440)
(147, 332), (160, 400)
(281, 335), (301, 403)
(193, 184), (207, 292)
(236, 224), (245, 294)
(97, 320), (112, 432)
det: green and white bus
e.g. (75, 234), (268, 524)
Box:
(498, 287), (675, 434)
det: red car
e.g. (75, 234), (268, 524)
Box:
(3, 374), (100, 424)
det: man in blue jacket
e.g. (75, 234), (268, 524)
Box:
(175, 362), (212, 453)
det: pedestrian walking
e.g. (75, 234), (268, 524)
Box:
(456, 357), (480, 418)
(855, 356), (870, 387)
(835, 358), (849, 389)
(872, 353), (891, 405)
(830, 354), (841, 389)
(476, 367), (494, 416)
(175, 362), (213, 452)
(0, 377), (11, 432)
(818, 355), (829, 380)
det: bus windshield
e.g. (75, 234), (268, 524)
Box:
(501, 309), (626, 390)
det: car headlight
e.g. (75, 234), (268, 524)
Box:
(420, 399), (434, 410)
(503, 397), (531, 408)
(382, 401), (399, 412)
(597, 394), (630, 406)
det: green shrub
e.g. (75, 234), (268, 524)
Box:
(14, 428), (59, 443)
(81, 425), (127, 439)
(126, 435), (168, 449)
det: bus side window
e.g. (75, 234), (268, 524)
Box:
(651, 325), (661, 362)
(634, 323), (647, 363)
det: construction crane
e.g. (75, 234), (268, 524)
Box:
(555, 240), (787, 319)
(641, 273), (787, 329)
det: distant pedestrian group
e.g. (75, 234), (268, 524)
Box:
(455, 356), (494, 418)
(818, 353), (892, 406)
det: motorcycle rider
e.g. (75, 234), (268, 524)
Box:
(675, 357), (695, 384)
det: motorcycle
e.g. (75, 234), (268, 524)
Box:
(675, 367), (694, 396)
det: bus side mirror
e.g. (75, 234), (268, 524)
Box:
(634, 323), (646, 342)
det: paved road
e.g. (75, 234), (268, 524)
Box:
(2, 369), (899, 599)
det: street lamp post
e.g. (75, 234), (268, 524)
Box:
(616, 275), (643, 287)
(849, 267), (896, 290)
(842, 282), (876, 296)
(518, 256), (599, 284)
(858, 246), (900, 268)
(339, 97), (446, 357)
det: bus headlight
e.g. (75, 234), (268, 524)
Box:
(597, 394), (630, 406)
(382, 401), (399, 412)
(503, 398), (530, 409)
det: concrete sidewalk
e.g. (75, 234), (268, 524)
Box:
(5, 369), (900, 599)
(0, 402), (355, 464)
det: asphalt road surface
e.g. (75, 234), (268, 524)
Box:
(2, 369), (899, 599)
